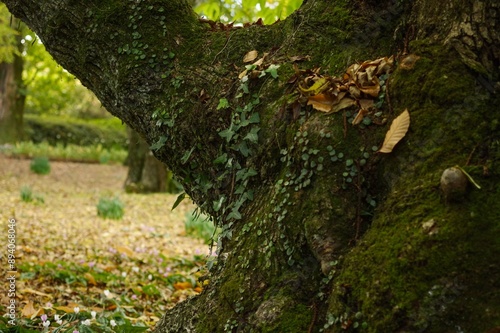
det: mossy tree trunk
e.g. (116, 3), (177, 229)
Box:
(3, 0), (499, 331)
(0, 16), (25, 144)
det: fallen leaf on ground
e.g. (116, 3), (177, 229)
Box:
(173, 281), (193, 290)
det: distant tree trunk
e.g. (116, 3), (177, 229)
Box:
(125, 127), (178, 193)
(0, 17), (24, 144)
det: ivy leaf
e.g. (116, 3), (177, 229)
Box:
(181, 146), (195, 164)
(219, 128), (235, 142)
(265, 64), (280, 78)
(213, 196), (226, 212)
(213, 153), (228, 164)
(171, 192), (186, 210)
(248, 112), (260, 124)
(227, 208), (242, 220)
(244, 126), (260, 143)
(217, 98), (230, 110)
(379, 109), (410, 153)
(150, 136), (167, 151)
(233, 141), (250, 157)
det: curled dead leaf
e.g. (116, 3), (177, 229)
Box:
(307, 94), (335, 112)
(379, 109), (410, 153)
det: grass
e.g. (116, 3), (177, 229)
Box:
(0, 155), (211, 333)
(20, 186), (33, 202)
(2, 141), (127, 164)
(97, 197), (125, 220)
(184, 211), (219, 244)
(30, 156), (51, 174)
(20, 186), (45, 204)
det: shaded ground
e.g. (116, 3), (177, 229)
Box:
(0, 154), (209, 329)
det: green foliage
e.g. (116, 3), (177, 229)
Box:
(23, 35), (106, 118)
(0, 4), (19, 63)
(97, 197), (124, 220)
(5, 141), (127, 164)
(30, 156), (51, 175)
(20, 186), (33, 202)
(195, 0), (303, 24)
(184, 211), (219, 244)
(23, 114), (128, 149)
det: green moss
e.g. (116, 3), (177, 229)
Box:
(261, 302), (312, 333)
(326, 39), (500, 332)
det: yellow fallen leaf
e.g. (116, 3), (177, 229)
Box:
(54, 304), (81, 313)
(21, 301), (37, 318)
(379, 109), (410, 153)
(84, 272), (97, 286)
(114, 245), (135, 258)
(243, 50), (258, 63)
(173, 281), (193, 290)
(299, 77), (329, 95)
(20, 288), (52, 298)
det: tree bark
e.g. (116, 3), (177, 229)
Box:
(0, 16), (25, 144)
(2, 0), (499, 332)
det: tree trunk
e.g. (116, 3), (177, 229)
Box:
(0, 17), (25, 144)
(3, 0), (499, 332)
(124, 126), (179, 193)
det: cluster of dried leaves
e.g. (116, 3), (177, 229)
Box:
(293, 56), (393, 115)
(0, 156), (208, 330)
(282, 55), (410, 153)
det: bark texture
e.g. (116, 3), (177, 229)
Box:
(2, 0), (499, 332)
(0, 17), (25, 143)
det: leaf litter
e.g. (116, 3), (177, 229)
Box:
(0, 155), (210, 331)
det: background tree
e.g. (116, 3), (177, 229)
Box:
(125, 125), (180, 193)
(0, 4), (24, 143)
(2, 0), (498, 332)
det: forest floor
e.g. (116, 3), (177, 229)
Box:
(0, 154), (210, 332)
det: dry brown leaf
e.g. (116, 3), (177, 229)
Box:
(252, 52), (268, 66)
(358, 99), (374, 110)
(332, 97), (356, 113)
(379, 109), (410, 153)
(307, 94), (336, 112)
(20, 288), (52, 298)
(243, 50), (258, 63)
(359, 84), (380, 97)
(349, 85), (361, 98)
(352, 109), (369, 125)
